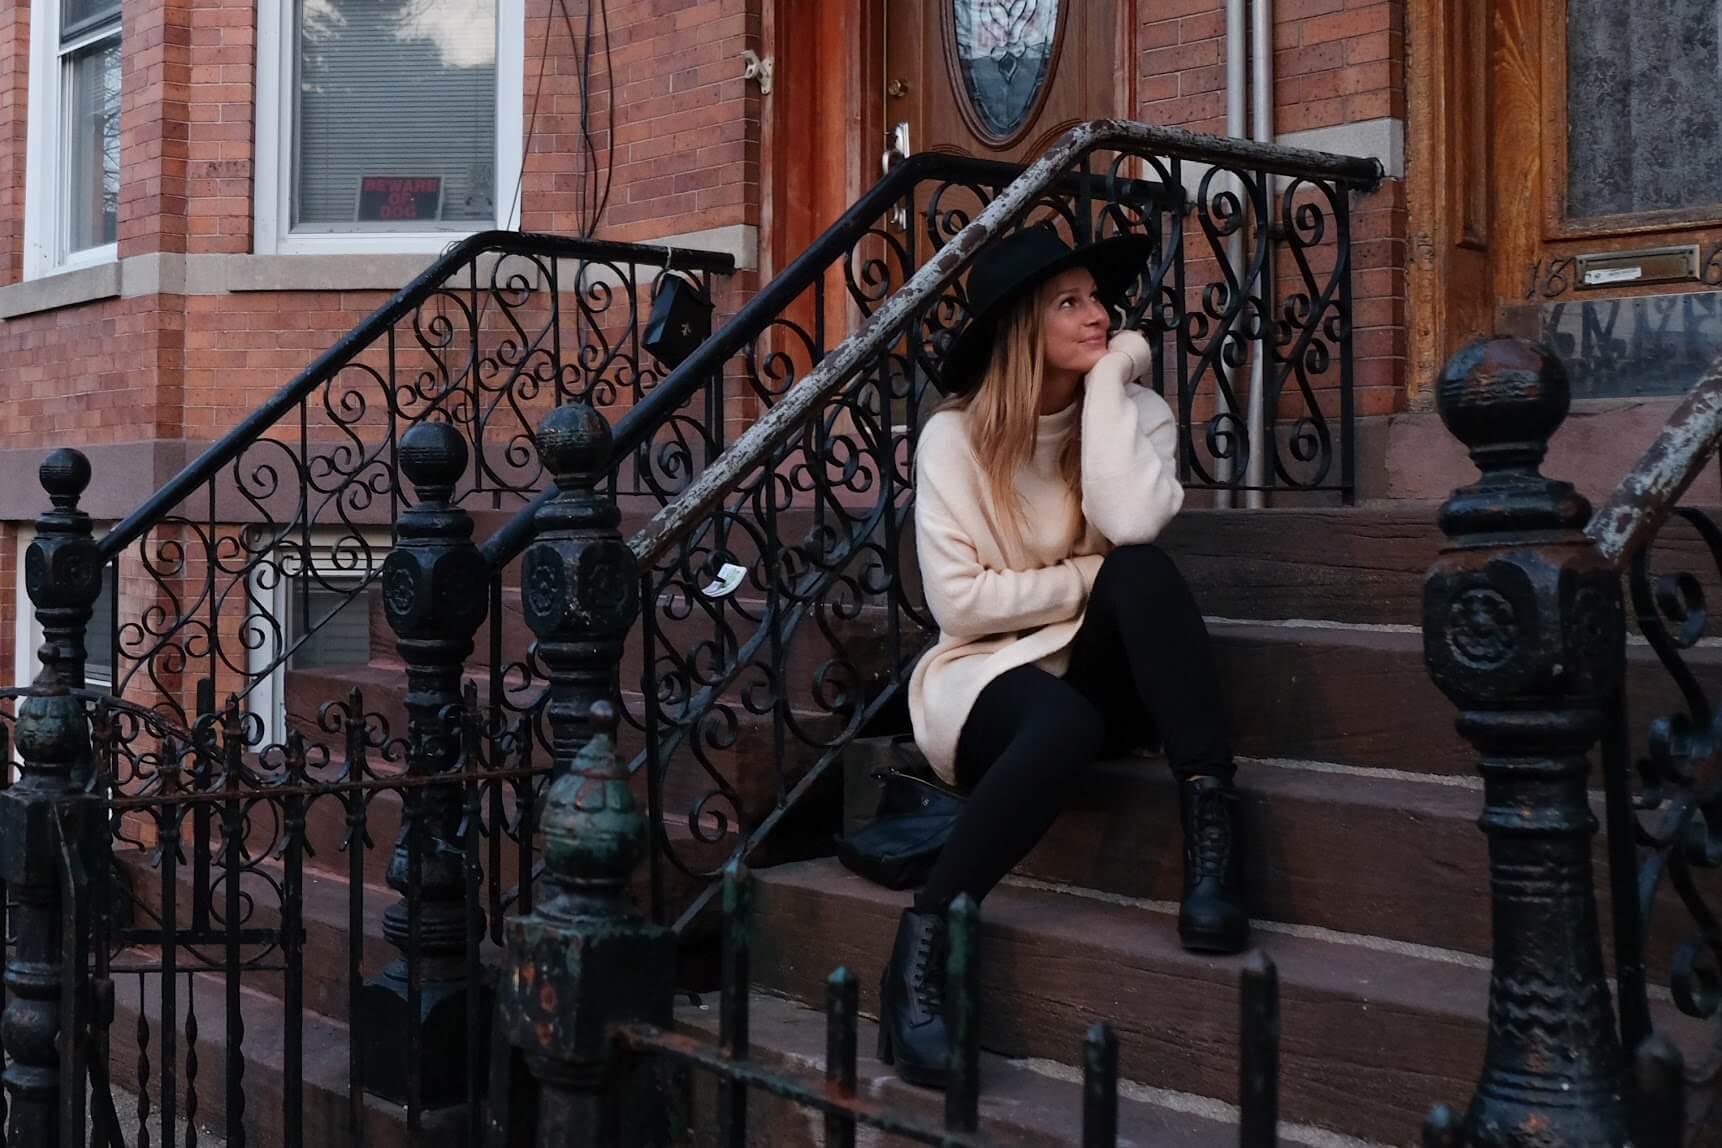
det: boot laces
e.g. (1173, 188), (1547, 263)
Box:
(1191, 785), (1233, 877)
(911, 928), (945, 1014)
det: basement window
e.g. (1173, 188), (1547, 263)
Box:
(244, 530), (391, 747)
(285, 577), (374, 670)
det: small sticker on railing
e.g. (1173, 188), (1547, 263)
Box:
(702, 562), (750, 599)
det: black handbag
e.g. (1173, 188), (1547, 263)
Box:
(834, 763), (967, 891)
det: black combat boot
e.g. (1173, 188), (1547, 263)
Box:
(1177, 775), (1249, 953)
(876, 906), (950, 1088)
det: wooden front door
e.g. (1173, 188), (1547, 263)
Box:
(1414, 0), (1722, 398)
(883, 0), (1121, 164)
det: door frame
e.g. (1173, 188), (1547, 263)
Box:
(761, 0), (886, 284)
(762, 0), (1139, 285)
(1406, 0), (1494, 402)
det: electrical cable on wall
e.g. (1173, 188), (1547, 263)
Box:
(557, 0), (616, 238)
(446, 0), (617, 335)
(470, 0), (615, 244)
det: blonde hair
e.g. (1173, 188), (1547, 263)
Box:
(951, 286), (1083, 549)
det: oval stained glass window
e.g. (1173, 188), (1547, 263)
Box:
(952, 0), (1060, 138)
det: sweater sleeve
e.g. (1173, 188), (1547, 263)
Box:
(1080, 329), (1185, 545)
(915, 434), (1091, 641)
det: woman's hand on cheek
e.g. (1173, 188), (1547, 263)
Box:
(1105, 329), (1154, 382)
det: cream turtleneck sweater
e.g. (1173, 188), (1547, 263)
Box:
(907, 330), (1184, 783)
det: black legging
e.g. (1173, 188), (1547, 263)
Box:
(914, 543), (1233, 912)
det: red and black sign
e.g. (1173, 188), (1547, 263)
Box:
(357, 176), (443, 222)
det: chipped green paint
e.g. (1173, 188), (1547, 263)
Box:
(495, 407), (674, 1145)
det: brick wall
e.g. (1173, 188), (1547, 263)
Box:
(521, 0), (761, 242)
(186, 0), (257, 255)
(0, 4), (26, 286)
(119, 0), (192, 258)
(1138, 0), (1403, 136)
(0, 299), (178, 444)
(1137, 0), (1408, 415)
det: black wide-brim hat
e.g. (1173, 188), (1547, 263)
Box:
(936, 225), (1157, 397)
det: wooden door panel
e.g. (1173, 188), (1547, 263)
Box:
(885, 0), (1118, 164)
(1488, 0), (1722, 397)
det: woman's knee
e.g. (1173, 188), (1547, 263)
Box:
(1092, 543), (1187, 605)
(1002, 673), (1107, 766)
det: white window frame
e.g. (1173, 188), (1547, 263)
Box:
(246, 529), (392, 749)
(253, 0), (526, 256)
(22, 0), (122, 280)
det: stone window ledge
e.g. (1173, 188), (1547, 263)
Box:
(0, 225), (755, 320)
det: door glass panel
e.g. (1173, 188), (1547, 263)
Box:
(951, 0), (1059, 137)
(1567, 0), (1722, 219)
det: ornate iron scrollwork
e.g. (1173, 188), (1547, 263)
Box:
(1615, 506), (1722, 1094)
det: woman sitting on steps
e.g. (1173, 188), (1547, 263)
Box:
(879, 225), (1248, 1089)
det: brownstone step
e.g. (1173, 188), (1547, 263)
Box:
(1210, 619), (1722, 777)
(105, 967), (469, 1148)
(742, 858), (1711, 1145)
(1158, 505), (1722, 632)
(1159, 506), (1442, 626)
(670, 992), (1257, 1147)
(1025, 756), (1715, 974)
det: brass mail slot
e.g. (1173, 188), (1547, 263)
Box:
(1575, 245), (1699, 289)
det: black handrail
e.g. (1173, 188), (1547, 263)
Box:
(477, 151), (1198, 568)
(95, 229), (735, 563)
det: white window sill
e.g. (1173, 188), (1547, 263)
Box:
(0, 259), (121, 318)
(0, 224), (755, 318)
(265, 230), (493, 258)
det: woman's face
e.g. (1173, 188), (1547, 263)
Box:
(1038, 267), (1111, 380)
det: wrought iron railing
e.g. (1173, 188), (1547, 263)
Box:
(1587, 363), (1722, 1118)
(471, 120), (1383, 936)
(85, 230), (732, 736)
(0, 117), (1382, 1147)
(1420, 337), (1716, 1146)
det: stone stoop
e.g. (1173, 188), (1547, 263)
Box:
(738, 860), (1712, 1146)
(97, 503), (1721, 1146)
(669, 993), (1386, 1148)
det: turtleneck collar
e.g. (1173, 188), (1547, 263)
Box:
(1033, 399), (1074, 444)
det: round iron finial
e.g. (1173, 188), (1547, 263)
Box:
(587, 697), (617, 738)
(535, 402), (613, 485)
(39, 448), (91, 509)
(398, 420), (468, 501)
(1436, 338), (1569, 472)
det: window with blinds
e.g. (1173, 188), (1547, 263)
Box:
(293, 0), (498, 232)
(287, 579), (374, 670)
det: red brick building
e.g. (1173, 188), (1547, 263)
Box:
(4, 5), (1721, 1143)
(0, 0), (1712, 683)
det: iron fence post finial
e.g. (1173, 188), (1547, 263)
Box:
(1423, 338), (1631, 1147)
(2, 449), (102, 1148)
(496, 403), (673, 1148)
